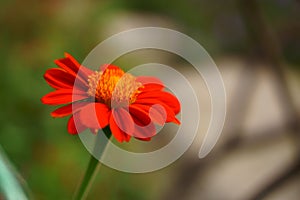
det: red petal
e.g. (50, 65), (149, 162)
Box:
(41, 89), (88, 105)
(67, 113), (87, 134)
(112, 108), (134, 136)
(64, 53), (94, 79)
(109, 112), (131, 142)
(133, 120), (156, 140)
(156, 102), (180, 125)
(51, 101), (90, 117)
(55, 53), (79, 74)
(134, 98), (180, 125)
(131, 104), (166, 125)
(54, 53), (91, 88)
(89, 128), (98, 134)
(135, 137), (152, 141)
(100, 64), (121, 72)
(79, 103), (110, 129)
(129, 105), (151, 125)
(141, 84), (163, 92)
(148, 105), (167, 125)
(44, 68), (75, 89)
(137, 91), (180, 114)
(129, 104), (157, 139)
(136, 76), (163, 85)
(137, 76), (164, 92)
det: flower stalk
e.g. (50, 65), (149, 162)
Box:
(74, 127), (112, 200)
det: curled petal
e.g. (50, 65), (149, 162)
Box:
(79, 103), (110, 129)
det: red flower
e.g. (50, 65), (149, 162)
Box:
(41, 53), (180, 142)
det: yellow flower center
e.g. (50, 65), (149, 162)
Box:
(87, 66), (143, 107)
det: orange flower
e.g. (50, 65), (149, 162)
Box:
(41, 53), (180, 142)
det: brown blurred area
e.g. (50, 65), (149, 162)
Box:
(0, 0), (299, 199)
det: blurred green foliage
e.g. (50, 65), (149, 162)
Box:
(0, 0), (299, 199)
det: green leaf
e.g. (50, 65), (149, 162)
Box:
(0, 146), (30, 200)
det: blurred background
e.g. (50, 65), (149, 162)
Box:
(0, 0), (299, 199)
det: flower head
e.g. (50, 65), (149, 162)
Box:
(41, 53), (180, 142)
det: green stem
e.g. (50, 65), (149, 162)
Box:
(74, 155), (98, 200)
(74, 127), (112, 200)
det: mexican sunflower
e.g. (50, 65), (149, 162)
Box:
(41, 53), (181, 142)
